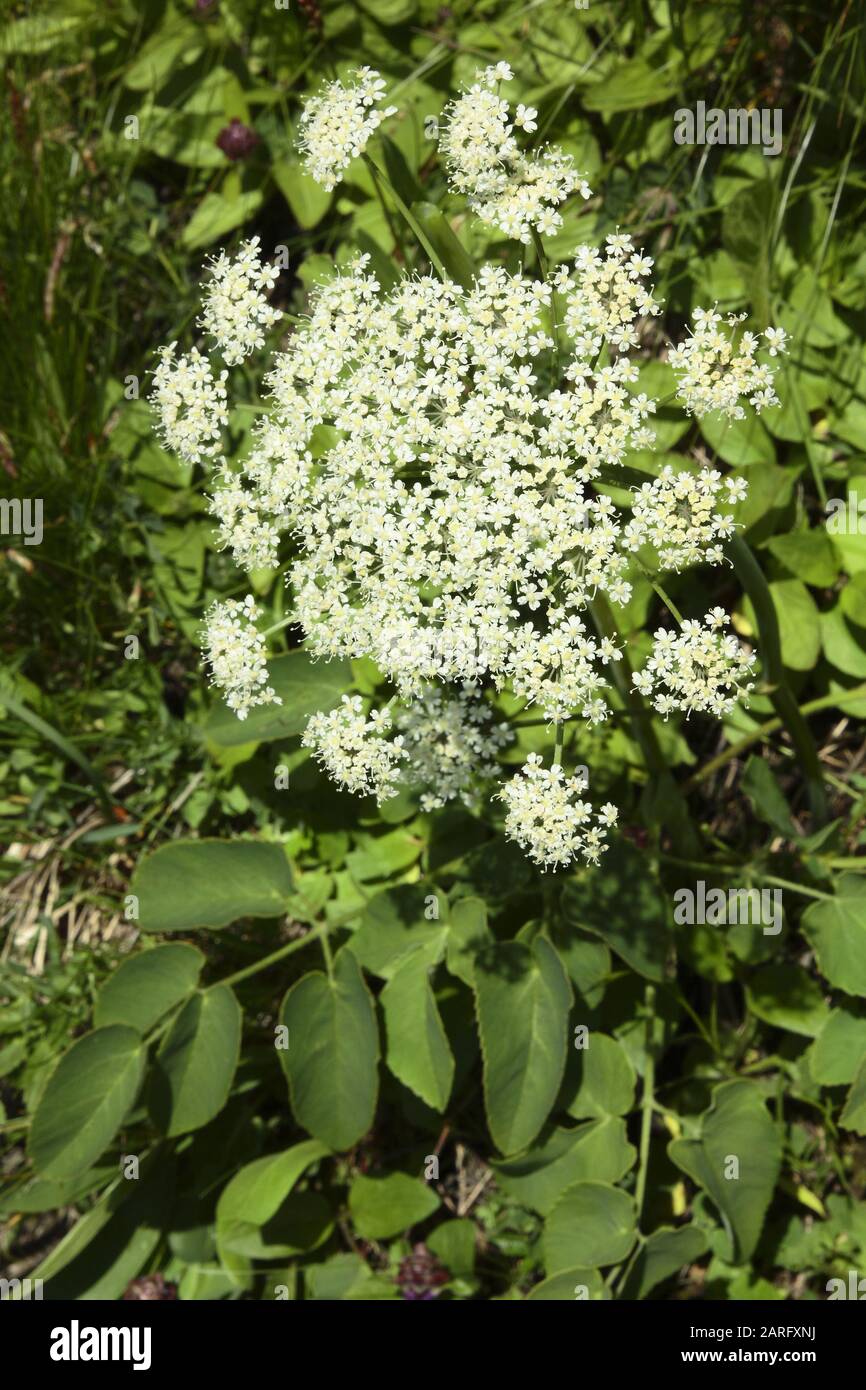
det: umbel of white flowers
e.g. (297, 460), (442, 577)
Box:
(150, 70), (788, 871)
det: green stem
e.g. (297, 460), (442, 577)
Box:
(728, 535), (828, 826)
(217, 920), (333, 990)
(634, 984), (656, 1223)
(361, 153), (447, 280)
(589, 595), (702, 856)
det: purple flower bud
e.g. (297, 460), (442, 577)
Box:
(216, 119), (260, 162)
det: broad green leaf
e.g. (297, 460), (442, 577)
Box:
(33, 1159), (174, 1300)
(0, 1166), (115, 1218)
(148, 986), (242, 1136)
(0, 15), (86, 55)
(526, 1266), (606, 1300)
(381, 948), (454, 1111)
(771, 580), (821, 670)
(182, 189), (264, 251)
(427, 1219), (475, 1276)
(560, 1032), (637, 1119)
(305, 1252), (375, 1300)
(29, 1027), (146, 1180)
(621, 1226), (709, 1300)
(445, 896), (491, 986)
(582, 58), (679, 113)
(273, 158), (332, 228)
(744, 963), (829, 1038)
(205, 650), (352, 746)
(351, 884), (448, 979)
(840, 1059), (866, 1136)
(474, 937), (572, 1154)
(124, 20), (203, 90)
(217, 1141), (331, 1258)
(492, 1117), (636, 1216)
(349, 1172), (440, 1240)
(94, 943), (204, 1033)
(279, 947), (379, 1150)
(133, 839), (293, 932)
(699, 405), (775, 467)
(544, 1181), (637, 1272)
(741, 755), (798, 837)
(561, 840), (671, 981)
(809, 1007), (866, 1085)
(821, 607), (866, 678)
(767, 529), (839, 588)
(802, 876), (866, 997)
(668, 1080), (782, 1264)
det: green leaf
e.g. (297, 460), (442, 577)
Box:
(770, 580), (821, 671)
(767, 529), (839, 588)
(492, 1117), (636, 1216)
(668, 1080), (782, 1264)
(840, 1058), (866, 1136)
(148, 986), (242, 1136)
(560, 1032), (637, 1119)
(561, 841), (671, 981)
(216, 1141), (330, 1257)
(526, 1266), (607, 1300)
(34, 1159), (174, 1300)
(809, 1007), (866, 1085)
(279, 947), (379, 1150)
(351, 884), (447, 979)
(544, 1181), (637, 1272)
(744, 963), (829, 1038)
(582, 58), (679, 113)
(273, 158), (332, 229)
(94, 943), (204, 1033)
(741, 755), (798, 837)
(802, 877), (866, 997)
(379, 133), (425, 207)
(427, 1218), (475, 1276)
(410, 202), (476, 290)
(474, 937), (572, 1154)
(621, 1226), (709, 1300)
(699, 405), (775, 467)
(348, 1172), (440, 1240)
(29, 1027), (146, 1180)
(821, 607), (866, 678)
(182, 189), (264, 251)
(381, 948), (455, 1111)
(132, 839), (294, 932)
(204, 650), (352, 746)
(445, 896), (491, 986)
(0, 15), (86, 55)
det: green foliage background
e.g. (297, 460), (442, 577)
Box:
(1, 0), (866, 1302)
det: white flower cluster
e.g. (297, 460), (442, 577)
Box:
(441, 64), (591, 242)
(199, 236), (282, 366)
(152, 344), (228, 465)
(623, 466), (748, 570)
(153, 176), (785, 868)
(669, 310), (787, 419)
(562, 235), (659, 356)
(303, 686), (512, 811)
(299, 66), (397, 191)
(633, 609), (756, 718)
(203, 596), (281, 720)
(394, 685), (513, 811)
(499, 754), (618, 869)
(303, 695), (405, 802)
(209, 251), (663, 726)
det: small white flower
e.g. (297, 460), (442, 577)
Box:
(151, 344), (228, 465)
(633, 612), (755, 718)
(514, 104), (538, 132)
(203, 596), (281, 720)
(499, 754), (615, 870)
(199, 237), (282, 366)
(298, 66), (397, 191)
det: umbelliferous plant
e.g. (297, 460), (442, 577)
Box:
(152, 66), (789, 871)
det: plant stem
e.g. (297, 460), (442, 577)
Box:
(728, 535), (828, 826)
(634, 984), (656, 1223)
(217, 920), (333, 990)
